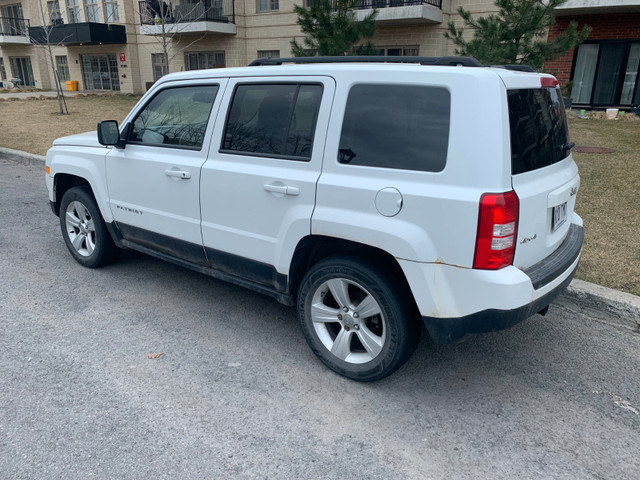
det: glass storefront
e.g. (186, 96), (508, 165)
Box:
(80, 54), (120, 91)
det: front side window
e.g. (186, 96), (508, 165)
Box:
(338, 84), (450, 172)
(222, 83), (323, 160)
(130, 85), (219, 149)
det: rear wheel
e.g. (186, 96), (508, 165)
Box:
(297, 256), (420, 381)
(60, 186), (119, 268)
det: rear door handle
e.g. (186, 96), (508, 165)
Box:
(165, 168), (191, 179)
(264, 183), (299, 196)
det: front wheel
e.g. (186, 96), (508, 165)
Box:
(297, 256), (420, 381)
(59, 186), (119, 268)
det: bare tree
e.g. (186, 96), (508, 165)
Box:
(139, 0), (227, 75)
(31, 0), (69, 114)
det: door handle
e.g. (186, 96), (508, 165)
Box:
(165, 168), (191, 179)
(264, 183), (300, 196)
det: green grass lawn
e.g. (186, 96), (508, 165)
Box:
(1, 96), (639, 296)
(567, 115), (640, 296)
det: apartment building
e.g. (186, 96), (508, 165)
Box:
(1, 0), (638, 108)
(1, 0), (502, 94)
(545, 0), (640, 109)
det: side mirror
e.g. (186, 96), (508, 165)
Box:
(97, 120), (126, 148)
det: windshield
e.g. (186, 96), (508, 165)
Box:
(508, 87), (570, 175)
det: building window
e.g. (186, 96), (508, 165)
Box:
(47, 1), (63, 24)
(152, 53), (168, 81)
(185, 52), (225, 70)
(80, 54), (120, 91)
(9, 56), (35, 86)
(0, 58), (7, 81)
(84, 0), (99, 22)
(257, 0), (278, 12)
(571, 41), (640, 107)
(67, 0), (81, 23)
(56, 55), (70, 82)
(377, 46), (419, 56)
(257, 50), (280, 59)
(103, 0), (119, 21)
(1, 4), (27, 35)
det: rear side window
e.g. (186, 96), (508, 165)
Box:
(508, 88), (569, 175)
(221, 83), (323, 160)
(338, 84), (450, 172)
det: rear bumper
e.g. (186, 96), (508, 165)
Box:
(401, 222), (583, 344)
(423, 261), (577, 343)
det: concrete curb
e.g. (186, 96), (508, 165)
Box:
(557, 279), (640, 333)
(0, 147), (45, 166)
(2, 146), (640, 332)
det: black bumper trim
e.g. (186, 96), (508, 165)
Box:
(524, 223), (583, 290)
(423, 256), (578, 344)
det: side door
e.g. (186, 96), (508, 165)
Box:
(106, 80), (227, 264)
(200, 77), (335, 289)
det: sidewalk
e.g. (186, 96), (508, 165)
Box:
(0, 89), (115, 100)
(1, 145), (639, 334)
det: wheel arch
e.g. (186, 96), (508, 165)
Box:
(288, 235), (420, 314)
(52, 170), (112, 223)
(52, 173), (91, 216)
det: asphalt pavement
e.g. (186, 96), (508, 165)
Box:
(1, 157), (639, 479)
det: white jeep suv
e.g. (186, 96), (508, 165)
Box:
(45, 56), (583, 381)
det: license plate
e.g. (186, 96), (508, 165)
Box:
(552, 202), (567, 232)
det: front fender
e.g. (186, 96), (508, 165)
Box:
(46, 145), (113, 223)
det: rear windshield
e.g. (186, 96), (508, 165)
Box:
(508, 88), (569, 175)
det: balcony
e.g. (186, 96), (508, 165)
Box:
(139, 0), (236, 36)
(355, 0), (442, 25)
(555, 0), (640, 16)
(0, 16), (31, 44)
(29, 22), (126, 45)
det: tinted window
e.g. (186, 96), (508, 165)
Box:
(222, 83), (323, 160)
(508, 88), (569, 175)
(130, 85), (219, 149)
(338, 84), (450, 172)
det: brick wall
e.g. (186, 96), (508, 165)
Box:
(544, 13), (640, 87)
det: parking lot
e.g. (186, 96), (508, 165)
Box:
(1, 158), (639, 479)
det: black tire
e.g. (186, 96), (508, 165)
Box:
(297, 256), (421, 381)
(59, 186), (120, 268)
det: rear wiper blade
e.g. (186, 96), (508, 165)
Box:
(560, 142), (576, 151)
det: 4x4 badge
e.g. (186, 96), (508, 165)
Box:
(570, 186), (578, 197)
(520, 234), (537, 244)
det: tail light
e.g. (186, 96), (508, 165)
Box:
(473, 191), (519, 270)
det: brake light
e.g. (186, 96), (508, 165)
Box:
(541, 77), (559, 88)
(473, 191), (519, 270)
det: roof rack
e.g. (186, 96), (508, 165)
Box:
(249, 56), (484, 67)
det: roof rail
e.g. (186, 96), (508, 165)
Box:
(249, 56), (484, 67)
